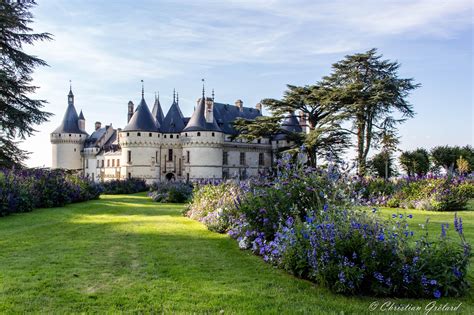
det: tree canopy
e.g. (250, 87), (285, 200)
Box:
(0, 0), (52, 167)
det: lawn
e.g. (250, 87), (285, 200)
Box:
(0, 194), (472, 314)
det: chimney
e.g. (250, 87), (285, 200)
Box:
(235, 99), (243, 112)
(255, 102), (262, 112)
(205, 97), (214, 123)
(299, 111), (307, 133)
(127, 101), (134, 123)
(95, 121), (101, 131)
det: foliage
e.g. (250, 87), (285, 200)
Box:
(356, 176), (474, 211)
(187, 155), (471, 298)
(101, 178), (147, 194)
(148, 181), (193, 203)
(431, 145), (474, 174)
(399, 148), (430, 176)
(186, 182), (242, 233)
(0, 168), (101, 216)
(0, 1), (52, 167)
(457, 156), (470, 175)
(234, 84), (350, 166)
(368, 151), (396, 178)
(323, 48), (419, 176)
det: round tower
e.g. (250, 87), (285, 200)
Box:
(50, 86), (87, 170)
(119, 82), (161, 183)
(181, 86), (223, 181)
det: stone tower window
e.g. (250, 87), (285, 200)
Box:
(223, 152), (228, 165)
(149, 133), (152, 137)
(137, 132), (141, 137)
(197, 132), (201, 137)
(187, 151), (190, 163)
(259, 153), (264, 166)
(127, 150), (132, 163)
(240, 152), (245, 165)
(212, 132), (215, 137)
(168, 149), (173, 161)
(170, 135), (174, 139)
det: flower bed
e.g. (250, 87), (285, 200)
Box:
(148, 181), (193, 203)
(354, 176), (474, 211)
(101, 178), (147, 194)
(0, 168), (102, 216)
(186, 156), (471, 298)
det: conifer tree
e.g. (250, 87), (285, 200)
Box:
(0, 0), (52, 167)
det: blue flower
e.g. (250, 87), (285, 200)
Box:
(433, 290), (441, 299)
(374, 272), (384, 282)
(392, 214), (397, 218)
(377, 233), (385, 241)
(372, 208), (377, 213)
(408, 214), (413, 219)
(430, 279), (437, 285)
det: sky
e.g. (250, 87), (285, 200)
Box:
(20, 0), (473, 167)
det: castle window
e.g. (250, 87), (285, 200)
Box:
(178, 158), (182, 176)
(259, 153), (264, 166)
(177, 135), (179, 139)
(257, 139), (261, 144)
(127, 132), (130, 136)
(101, 160), (104, 167)
(59, 134), (61, 137)
(155, 151), (158, 164)
(240, 152), (246, 165)
(112, 159), (115, 167)
(197, 132), (201, 137)
(69, 134), (71, 137)
(223, 169), (229, 179)
(170, 135), (174, 139)
(86, 159), (89, 168)
(127, 150), (132, 163)
(158, 134), (160, 138)
(107, 159), (110, 167)
(212, 132), (215, 137)
(223, 152), (228, 165)
(168, 149), (173, 161)
(186, 173), (189, 182)
(149, 133), (152, 137)
(128, 172), (131, 179)
(187, 151), (190, 163)
(137, 132), (141, 137)
(74, 148), (76, 152)
(117, 159), (120, 167)
(164, 135), (167, 138)
(97, 160), (99, 167)
(185, 133), (188, 137)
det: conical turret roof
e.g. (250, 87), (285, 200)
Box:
(53, 92), (88, 135)
(183, 94), (221, 132)
(274, 112), (302, 140)
(151, 94), (165, 127)
(123, 97), (158, 132)
(161, 100), (185, 133)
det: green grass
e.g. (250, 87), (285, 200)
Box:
(0, 194), (472, 314)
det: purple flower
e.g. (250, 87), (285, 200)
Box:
(433, 290), (441, 299)
(408, 214), (413, 219)
(430, 279), (437, 285)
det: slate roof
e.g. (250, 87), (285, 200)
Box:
(122, 97), (158, 132)
(183, 97), (221, 132)
(78, 110), (85, 120)
(213, 102), (261, 135)
(151, 96), (165, 127)
(53, 101), (88, 135)
(84, 127), (107, 147)
(273, 113), (302, 140)
(161, 101), (186, 133)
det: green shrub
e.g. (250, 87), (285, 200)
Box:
(148, 181), (193, 203)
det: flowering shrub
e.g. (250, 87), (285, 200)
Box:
(355, 176), (474, 211)
(187, 154), (472, 298)
(0, 168), (102, 216)
(101, 178), (147, 194)
(186, 182), (242, 233)
(148, 181), (193, 203)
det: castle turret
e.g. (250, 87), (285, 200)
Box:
(119, 81), (161, 183)
(182, 85), (223, 181)
(50, 85), (88, 170)
(78, 110), (86, 131)
(151, 92), (165, 128)
(127, 101), (134, 123)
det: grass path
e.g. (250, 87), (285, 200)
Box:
(0, 194), (472, 314)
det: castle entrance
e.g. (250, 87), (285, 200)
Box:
(165, 173), (175, 181)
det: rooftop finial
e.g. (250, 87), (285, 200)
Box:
(173, 88), (176, 103)
(176, 91), (179, 104)
(202, 78), (205, 99)
(212, 88), (215, 101)
(157, 91), (159, 100)
(141, 80), (144, 98)
(69, 80), (72, 92)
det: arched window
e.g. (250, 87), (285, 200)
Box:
(197, 132), (201, 137)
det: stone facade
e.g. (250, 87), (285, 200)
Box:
(51, 87), (306, 183)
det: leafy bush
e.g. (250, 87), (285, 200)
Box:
(186, 182), (241, 232)
(101, 178), (147, 194)
(0, 168), (102, 216)
(148, 181), (193, 203)
(356, 176), (474, 211)
(186, 154), (472, 298)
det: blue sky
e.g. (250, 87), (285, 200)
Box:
(22, 0), (473, 167)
